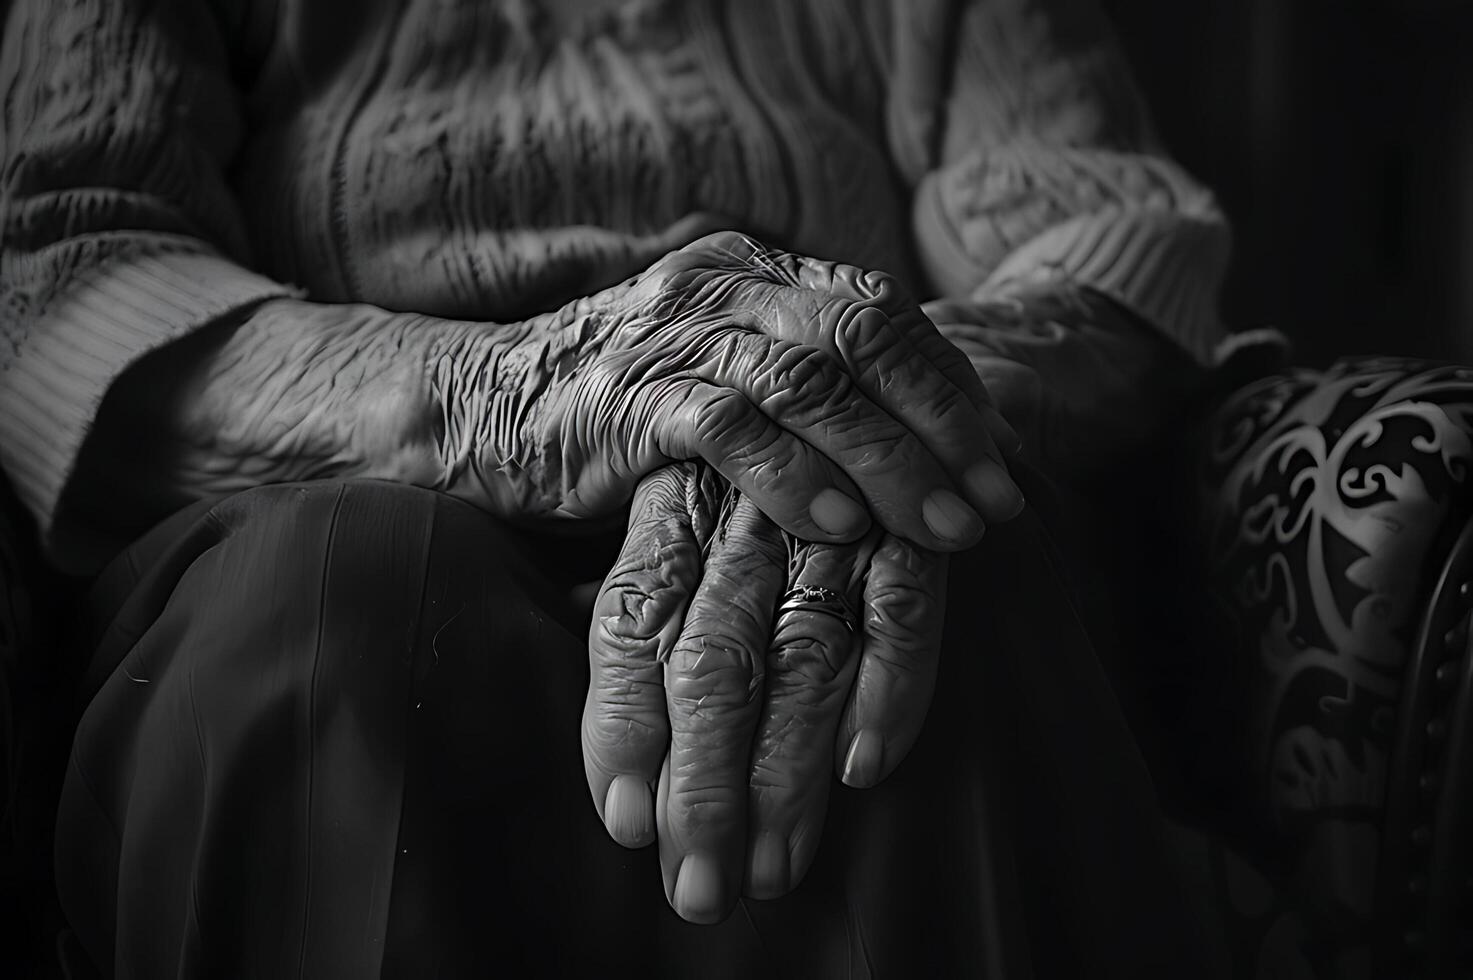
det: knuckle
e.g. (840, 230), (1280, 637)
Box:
(859, 268), (906, 305)
(594, 562), (698, 650)
(865, 577), (935, 628)
(770, 630), (853, 683)
(594, 588), (664, 647)
(585, 704), (666, 752)
(667, 697), (758, 740)
(591, 668), (667, 707)
(836, 305), (895, 365)
(667, 659), (763, 727)
(692, 388), (761, 446)
(777, 641), (844, 683)
(741, 452), (790, 495)
(669, 633), (762, 687)
(878, 533), (944, 572)
(591, 596), (670, 661)
(758, 344), (845, 410)
(592, 614), (659, 664)
(749, 756), (805, 793)
(666, 783), (743, 830)
(846, 429), (914, 472)
(863, 591), (939, 662)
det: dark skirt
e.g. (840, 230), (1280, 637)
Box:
(54, 477), (1214, 978)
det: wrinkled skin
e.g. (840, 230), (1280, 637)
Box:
(583, 462), (947, 924)
(439, 231), (1023, 551)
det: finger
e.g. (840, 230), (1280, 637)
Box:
(659, 381), (875, 545)
(839, 275), (1024, 461)
(894, 303), (1025, 457)
(829, 303), (1024, 520)
(698, 236), (1020, 462)
(745, 244), (1023, 461)
(660, 494), (788, 924)
(744, 538), (870, 900)
(583, 464), (708, 848)
(920, 297), (1029, 454)
(694, 337), (992, 549)
(677, 237), (1022, 516)
(834, 534), (948, 789)
(821, 262), (1002, 420)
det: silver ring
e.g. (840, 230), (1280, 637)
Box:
(777, 584), (858, 634)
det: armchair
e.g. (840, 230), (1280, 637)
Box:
(1193, 358), (1473, 978)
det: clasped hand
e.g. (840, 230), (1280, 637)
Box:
(542, 233), (1024, 923)
(448, 231), (1022, 549)
(583, 462), (951, 924)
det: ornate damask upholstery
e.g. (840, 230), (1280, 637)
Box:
(1201, 358), (1473, 978)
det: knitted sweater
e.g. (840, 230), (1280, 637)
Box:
(0, 0), (1228, 563)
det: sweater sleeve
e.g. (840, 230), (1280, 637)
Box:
(0, 0), (299, 548)
(886, 0), (1231, 363)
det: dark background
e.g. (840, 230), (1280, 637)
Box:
(1107, 0), (1473, 366)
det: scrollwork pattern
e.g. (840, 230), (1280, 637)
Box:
(1196, 358), (1473, 977)
(1203, 358), (1473, 830)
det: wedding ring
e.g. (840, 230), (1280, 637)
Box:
(776, 584), (858, 634)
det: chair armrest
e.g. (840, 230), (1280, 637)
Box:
(1379, 511), (1473, 976)
(1200, 357), (1473, 977)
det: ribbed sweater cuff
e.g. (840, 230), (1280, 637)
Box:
(0, 251), (300, 554)
(977, 206), (1232, 364)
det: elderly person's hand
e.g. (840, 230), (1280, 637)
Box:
(433, 231), (1022, 550)
(89, 232), (1023, 558)
(581, 462), (949, 923)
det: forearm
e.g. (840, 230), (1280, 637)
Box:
(172, 300), (451, 487)
(60, 230), (1025, 562)
(67, 298), (530, 533)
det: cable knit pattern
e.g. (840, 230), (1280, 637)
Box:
(0, 0), (1229, 549)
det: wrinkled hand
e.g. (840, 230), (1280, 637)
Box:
(581, 462), (947, 923)
(442, 231), (1022, 550)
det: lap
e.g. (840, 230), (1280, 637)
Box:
(60, 480), (585, 976)
(58, 478), (1207, 979)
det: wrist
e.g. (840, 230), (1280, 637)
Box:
(417, 317), (513, 499)
(418, 307), (559, 516)
(424, 282), (636, 518)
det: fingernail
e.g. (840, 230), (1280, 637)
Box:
(673, 852), (728, 923)
(921, 488), (984, 544)
(603, 775), (654, 848)
(810, 487), (869, 536)
(842, 729), (885, 788)
(964, 462), (1026, 521)
(745, 833), (791, 900)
